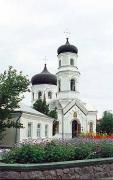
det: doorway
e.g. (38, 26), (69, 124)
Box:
(72, 120), (81, 138)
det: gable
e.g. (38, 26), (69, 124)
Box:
(63, 99), (88, 116)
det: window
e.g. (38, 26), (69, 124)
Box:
(38, 91), (42, 99)
(70, 79), (75, 91)
(37, 123), (41, 137)
(48, 91), (52, 99)
(70, 59), (74, 66)
(59, 60), (61, 67)
(28, 123), (32, 137)
(32, 92), (34, 100)
(58, 80), (61, 92)
(45, 124), (48, 137)
(89, 122), (93, 133)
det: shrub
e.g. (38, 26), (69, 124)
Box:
(74, 142), (94, 160)
(2, 144), (45, 163)
(88, 141), (113, 159)
(45, 141), (75, 162)
(3, 139), (113, 163)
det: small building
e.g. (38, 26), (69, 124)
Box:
(2, 104), (53, 146)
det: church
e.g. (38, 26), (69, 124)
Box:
(31, 38), (97, 139)
(2, 38), (97, 145)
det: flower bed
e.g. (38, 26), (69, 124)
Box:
(2, 137), (113, 164)
(80, 132), (113, 140)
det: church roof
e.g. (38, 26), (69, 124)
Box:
(31, 64), (57, 85)
(57, 38), (78, 55)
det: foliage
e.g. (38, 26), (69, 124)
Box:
(0, 66), (30, 141)
(87, 141), (113, 159)
(96, 111), (113, 135)
(74, 143), (94, 160)
(2, 144), (45, 163)
(44, 141), (75, 162)
(33, 99), (49, 115)
(33, 99), (57, 119)
(3, 138), (113, 163)
(48, 107), (58, 119)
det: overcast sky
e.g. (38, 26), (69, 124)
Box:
(0, 0), (113, 117)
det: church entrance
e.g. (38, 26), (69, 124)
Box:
(72, 120), (81, 138)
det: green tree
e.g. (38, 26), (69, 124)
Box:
(0, 66), (30, 141)
(33, 99), (57, 119)
(33, 99), (49, 115)
(96, 111), (113, 135)
(48, 107), (58, 119)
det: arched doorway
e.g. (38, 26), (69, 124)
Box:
(72, 120), (81, 138)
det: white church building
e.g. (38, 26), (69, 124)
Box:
(31, 38), (97, 139)
(2, 38), (97, 145)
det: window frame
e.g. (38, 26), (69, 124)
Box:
(58, 80), (61, 92)
(32, 92), (34, 100)
(45, 124), (48, 138)
(48, 91), (52, 99)
(70, 79), (75, 91)
(38, 91), (42, 99)
(89, 122), (93, 133)
(28, 122), (32, 138)
(59, 60), (61, 67)
(37, 123), (41, 138)
(70, 58), (74, 66)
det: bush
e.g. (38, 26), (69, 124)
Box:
(74, 143), (93, 160)
(3, 140), (113, 163)
(2, 144), (45, 163)
(45, 141), (75, 162)
(88, 141), (113, 159)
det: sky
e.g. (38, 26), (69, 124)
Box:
(0, 0), (113, 118)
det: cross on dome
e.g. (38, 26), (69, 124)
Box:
(43, 56), (47, 64)
(64, 29), (71, 39)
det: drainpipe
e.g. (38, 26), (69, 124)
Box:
(62, 108), (64, 140)
(15, 112), (22, 144)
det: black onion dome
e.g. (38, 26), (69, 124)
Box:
(31, 64), (57, 85)
(57, 38), (78, 55)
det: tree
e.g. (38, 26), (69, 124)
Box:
(48, 107), (58, 119)
(96, 111), (113, 135)
(33, 99), (49, 115)
(33, 99), (57, 119)
(0, 66), (30, 141)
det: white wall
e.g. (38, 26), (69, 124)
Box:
(57, 52), (80, 100)
(87, 112), (97, 133)
(31, 84), (57, 104)
(19, 113), (53, 142)
(58, 52), (78, 68)
(57, 103), (97, 139)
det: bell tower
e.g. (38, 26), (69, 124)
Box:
(57, 38), (80, 100)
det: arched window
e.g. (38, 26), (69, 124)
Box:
(59, 60), (61, 67)
(70, 79), (75, 91)
(70, 59), (74, 66)
(48, 91), (52, 99)
(37, 123), (41, 137)
(38, 91), (42, 99)
(58, 80), (61, 92)
(89, 122), (93, 133)
(32, 92), (34, 100)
